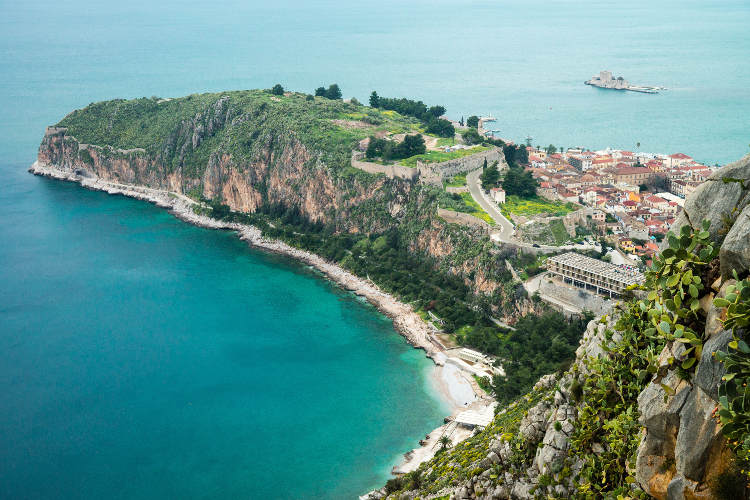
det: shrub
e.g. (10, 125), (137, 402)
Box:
(711, 465), (749, 500)
(384, 477), (404, 494)
(715, 273), (750, 477)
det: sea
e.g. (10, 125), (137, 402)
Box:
(0, 0), (748, 498)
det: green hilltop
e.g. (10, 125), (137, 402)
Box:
(56, 89), (423, 177)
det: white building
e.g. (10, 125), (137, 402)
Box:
(490, 187), (506, 204)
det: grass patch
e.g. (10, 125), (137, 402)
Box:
(445, 173), (467, 188)
(549, 219), (570, 245)
(436, 137), (457, 147)
(459, 192), (496, 226)
(399, 145), (488, 167)
(517, 219), (571, 246)
(500, 195), (578, 217)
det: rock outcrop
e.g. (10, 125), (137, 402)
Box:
(634, 155), (750, 500)
(371, 156), (749, 499)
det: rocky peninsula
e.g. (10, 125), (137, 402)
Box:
(31, 88), (750, 499)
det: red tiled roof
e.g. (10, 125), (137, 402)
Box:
(616, 166), (651, 175)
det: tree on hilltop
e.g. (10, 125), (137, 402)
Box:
(369, 91), (380, 107)
(462, 127), (483, 145)
(428, 105), (446, 118)
(325, 84), (342, 100)
(395, 134), (426, 158)
(271, 84), (284, 96)
(315, 87), (326, 97)
(366, 134), (425, 161)
(426, 118), (455, 138)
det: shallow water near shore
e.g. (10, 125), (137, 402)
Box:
(0, 168), (451, 499)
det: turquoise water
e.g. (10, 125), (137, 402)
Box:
(0, 166), (450, 498)
(1, 1), (749, 498)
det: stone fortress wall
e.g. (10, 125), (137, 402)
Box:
(437, 208), (491, 233)
(351, 147), (503, 185)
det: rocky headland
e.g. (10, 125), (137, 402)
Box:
(31, 89), (750, 499)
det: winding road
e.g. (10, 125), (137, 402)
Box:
(465, 167), (599, 253)
(465, 168), (515, 243)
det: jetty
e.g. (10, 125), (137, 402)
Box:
(585, 70), (664, 94)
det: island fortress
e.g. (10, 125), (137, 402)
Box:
(585, 70), (662, 94)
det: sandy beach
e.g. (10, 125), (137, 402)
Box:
(30, 161), (495, 478)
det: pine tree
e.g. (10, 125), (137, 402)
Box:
(325, 84), (342, 100)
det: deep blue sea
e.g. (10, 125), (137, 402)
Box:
(1, 1), (748, 498)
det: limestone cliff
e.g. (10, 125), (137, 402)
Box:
(35, 91), (517, 309)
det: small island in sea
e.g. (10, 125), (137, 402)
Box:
(585, 70), (664, 94)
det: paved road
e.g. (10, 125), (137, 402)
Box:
(465, 168), (600, 253)
(465, 168), (515, 243)
(524, 271), (614, 316)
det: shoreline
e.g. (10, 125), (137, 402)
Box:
(29, 161), (443, 353)
(29, 161), (495, 480)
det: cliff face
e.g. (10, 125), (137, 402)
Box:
(36, 92), (514, 300)
(373, 155), (750, 500)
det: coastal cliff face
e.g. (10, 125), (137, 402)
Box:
(373, 155), (750, 500)
(36, 91), (516, 306)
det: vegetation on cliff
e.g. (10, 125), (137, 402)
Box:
(49, 88), (590, 418)
(56, 89), (421, 177)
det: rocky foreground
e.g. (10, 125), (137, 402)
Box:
(368, 154), (750, 499)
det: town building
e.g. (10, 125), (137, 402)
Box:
(490, 187), (506, 204)
(546, 252), (645, 297)
(614, 166), (654, 185)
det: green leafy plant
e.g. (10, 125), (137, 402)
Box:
(637, 221), (718, 372)
(715, 273), (750, 334)
(714, 274), (750, 477)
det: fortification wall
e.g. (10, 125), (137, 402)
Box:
(437, 208), (490, 233)
(349, 146), (503, 184)
(424, 147), (503, 177)
(350, 157), (419, 182)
